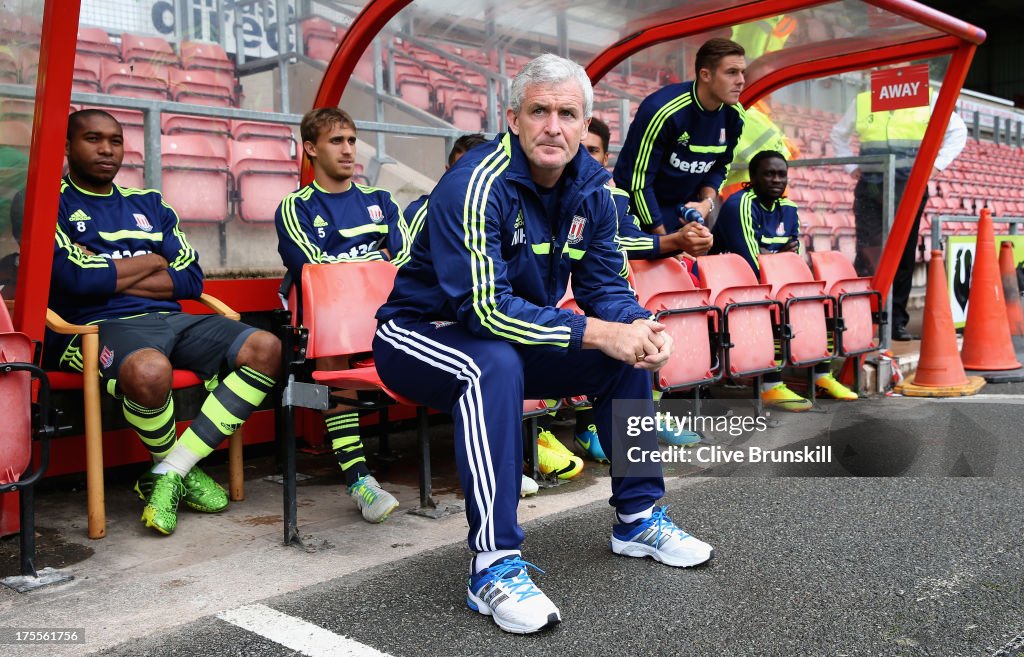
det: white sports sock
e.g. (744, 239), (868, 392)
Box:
(150, 446), (201, 478)
(814, 371), (832, 384)
(617, 506), (654, 524)
(472, 549), (521, 573)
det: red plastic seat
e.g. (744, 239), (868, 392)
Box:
(72, 52), (103, 92)
(120, 32), (179, 67)
(179, 40), (234, 74)
(302, 17), (339, 62)
(229, 140), (298, 223)
(112, 149), (144, 189)
(0, 293), (55, 575)
(0, 296), (33, 493)
(630, 259), (721, 392)
(697, 253), (781, 378)
(160, 135), (230, 223)
(169, 68), (235, 107)
(758, 253), (832, 367)
(0, 120), (31, 151)
(161, 113), (231, 138)
(288, 261), (437, 514)
(76, 26), (120, 60)
(231, 119), (295, 146)
(101, 60), (169, 101)
(809, 251), (882, 357)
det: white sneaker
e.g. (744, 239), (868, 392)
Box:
(348, 475), (399, 523)
(466, 556), (561, 634)
(610, 506), (713, 567)
(520, 474), (539, 497)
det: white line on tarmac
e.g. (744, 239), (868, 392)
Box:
(217, 603), (393, 657)
(929, 394), (1024, 402)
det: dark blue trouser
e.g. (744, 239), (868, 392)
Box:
(373, 318), (664, 553)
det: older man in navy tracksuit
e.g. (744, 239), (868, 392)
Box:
(373, 54), (713, 635)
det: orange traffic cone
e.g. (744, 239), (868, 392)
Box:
(896, 249), (984, 396)
(911, 250), (970, 387)
(960, 209), (1021, 370)
(999, 240), (1024, 343)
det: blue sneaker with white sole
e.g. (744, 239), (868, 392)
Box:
(610, 506), (713, 567)
(574, 424), (608, 463)
(466, 556), (561, 634)
(656, 414), (702, 447)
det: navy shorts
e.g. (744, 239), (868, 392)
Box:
(55, 312), (257, 384)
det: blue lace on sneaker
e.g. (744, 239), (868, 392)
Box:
(466, 556), (561, 634)
(470, 556), (544, 604)
(615, 506), (688, 546)
(611, 505), (714, 567)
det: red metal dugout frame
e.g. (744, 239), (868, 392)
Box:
(14, 0), (985, 354)
(309, 0), (983, 303)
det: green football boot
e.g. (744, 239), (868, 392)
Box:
(136, 465), (229, 513)
(140, 471), (185, 535)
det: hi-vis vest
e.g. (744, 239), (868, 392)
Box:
(723, 106), (792, 189)
(731, 16), (797, 60)
(855, 90), (929, 174)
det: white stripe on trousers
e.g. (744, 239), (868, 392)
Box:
(377, 320), (499, 551)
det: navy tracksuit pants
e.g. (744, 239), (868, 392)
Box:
(373, 318), (665, 554)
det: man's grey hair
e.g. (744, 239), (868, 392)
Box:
(509, 54), (593, 119)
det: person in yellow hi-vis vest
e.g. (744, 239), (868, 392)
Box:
(720, 101), (798, 199)
(730, 15), (797, 61)
(830, 84), (966, 340)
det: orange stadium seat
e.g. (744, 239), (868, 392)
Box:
(0, 120), (31, 151)
(697, 253), (782, 380)
(0, 292), (56, 576)
(231, 119), (295, 148)
(112, 148), (144, 189)
(630, 258), (722, 393)
(302, 17), (339, 62)
(229, 140), (298, 223)
(758, 252), (832, 369)
(169, 68), (235, 107)
(120, 32), (179, 67)
(72, 52), (103, 92)
(283, 261), (439, 521)
(179, 40), (234, 74)
(809, 251), (883, 358)
(160, 134), (230, 223)
(162, 113), (231, 138)
(102, 60), (169, 101)
(76, 26), (120, 60)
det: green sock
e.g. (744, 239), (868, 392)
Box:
(326, 411), (369, 487)
(123, 393), (176, 460)
(154, 366), (275, 477)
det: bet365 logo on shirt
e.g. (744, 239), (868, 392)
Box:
(669, 152), (713, 174)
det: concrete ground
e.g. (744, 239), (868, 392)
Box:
(2, 301), (1023, 657)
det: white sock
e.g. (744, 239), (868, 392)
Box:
(814, 371), (832, 384)
(472, 549), (521, 573)
(150, 446), (201, 478)
(761, 380), (781, 392)
(617, 506), (654, 524)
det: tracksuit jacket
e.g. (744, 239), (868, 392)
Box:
(710, 188), (800, 276)
(377, 131), (651, 350)
(613, 80), (744, 232)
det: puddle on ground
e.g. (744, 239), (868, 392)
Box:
(0, 526), (94, 577)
